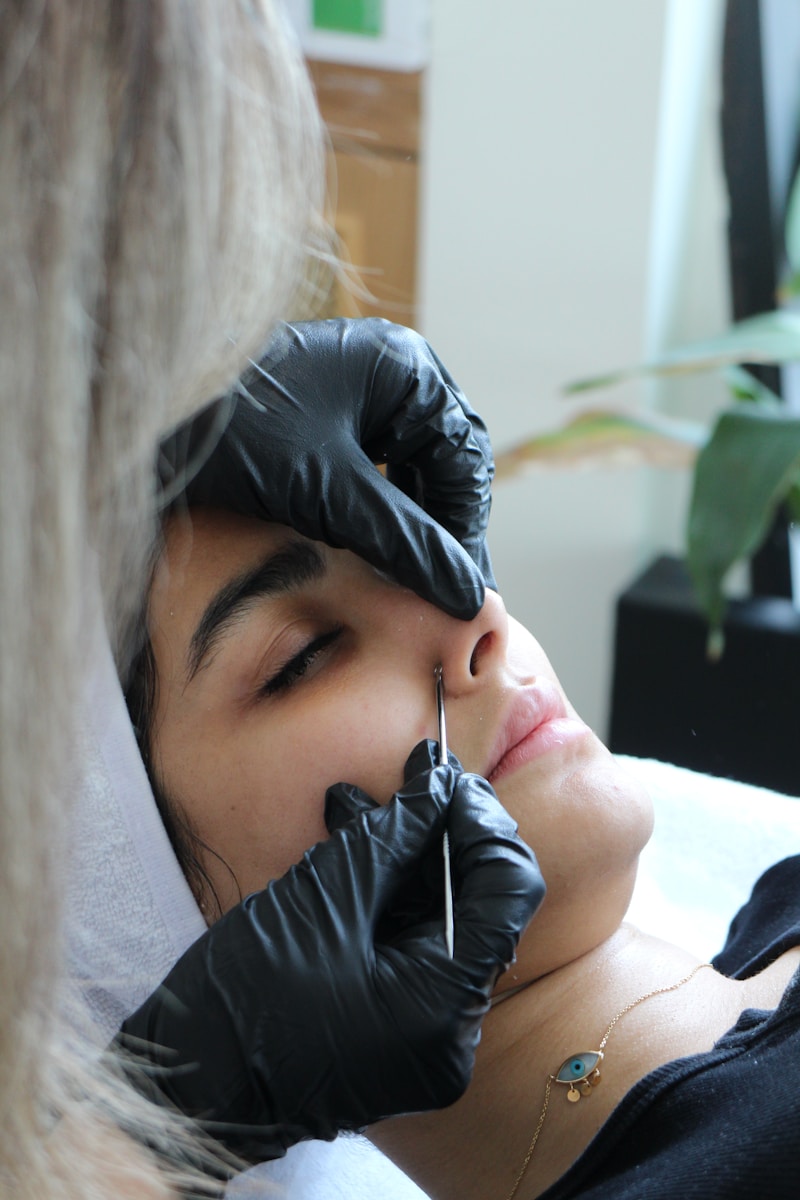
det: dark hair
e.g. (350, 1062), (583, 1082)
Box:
(124, 605), (238, 923)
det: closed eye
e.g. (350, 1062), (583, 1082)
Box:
(260, 625), (344, 697)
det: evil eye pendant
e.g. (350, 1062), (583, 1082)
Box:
(552, 1051), (604, 1102)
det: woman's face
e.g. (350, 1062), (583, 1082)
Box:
(147, 508), (653, 982)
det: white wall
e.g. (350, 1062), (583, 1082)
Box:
(418, 0), (729, 737)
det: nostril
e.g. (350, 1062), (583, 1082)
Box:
(470, 632), (493, 676)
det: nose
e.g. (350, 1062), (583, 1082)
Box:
(437, 587), (509, 700)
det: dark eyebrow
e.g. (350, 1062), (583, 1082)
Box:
(186, 539), (326, 683)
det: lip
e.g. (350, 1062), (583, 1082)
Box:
(486, 685), (589, 784)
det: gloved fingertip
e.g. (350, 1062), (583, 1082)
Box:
(440, 576), (486, 622)
(477, 545), (497, 593)
(460, 583), (487, 621)
(324, 783), (379, 834)
(404, 739), (438, 778)
(404, 740), (465, 783)
(403, 739), (462, 781)
(450, 772), (520, 837)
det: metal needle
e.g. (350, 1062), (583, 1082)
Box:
(435, 665), (455, 958)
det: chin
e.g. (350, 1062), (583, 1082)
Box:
(491, 743), (654, 989)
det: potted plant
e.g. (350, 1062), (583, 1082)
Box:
(493, 165), (800, 794)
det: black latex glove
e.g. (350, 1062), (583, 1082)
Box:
(116, 741), (544, 1168)
(159, 318), (495, 620)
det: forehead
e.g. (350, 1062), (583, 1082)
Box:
(150, 508), (294, 631)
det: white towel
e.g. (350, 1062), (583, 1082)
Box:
(621, 754), (800, 958)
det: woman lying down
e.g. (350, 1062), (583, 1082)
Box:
(125, 506), (800, 1200)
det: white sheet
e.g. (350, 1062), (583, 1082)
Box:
(622, 754), (800, 959)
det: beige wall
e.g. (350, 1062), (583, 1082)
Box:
(418, 0), (729, 737)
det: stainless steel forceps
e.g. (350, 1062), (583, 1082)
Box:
(434, 665), (455, 958)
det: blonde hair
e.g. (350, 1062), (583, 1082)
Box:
(0, 1), (323, 1194)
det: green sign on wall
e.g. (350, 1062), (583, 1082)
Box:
(312, 1), (383, 37)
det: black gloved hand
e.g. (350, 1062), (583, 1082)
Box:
(159, 319), (495, 620)
(116, 741), (544, 1167)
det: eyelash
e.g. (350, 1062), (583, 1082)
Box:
(260, 625), (344, 698)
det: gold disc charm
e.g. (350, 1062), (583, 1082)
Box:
(567, 1086), (580, 1102)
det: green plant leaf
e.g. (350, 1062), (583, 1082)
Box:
(687, 407), (800, 651)
(723, 365), (783, 407)
(786, 481), (800, 525)
(777, 269), (800, 301)
(493, 409), (704, 479)
(565, 311), (800, 394)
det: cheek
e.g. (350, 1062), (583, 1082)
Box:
(168, 752), (331, 901)
(273, 700), (429, 811)
(163, 680), (432, 894)
(273, 682), (429, 802)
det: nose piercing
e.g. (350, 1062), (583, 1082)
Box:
(434, 665), (455, 959)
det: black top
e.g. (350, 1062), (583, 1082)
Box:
(543, 855), (800, 1199)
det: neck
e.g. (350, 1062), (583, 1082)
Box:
(368, 926), (750, 1200)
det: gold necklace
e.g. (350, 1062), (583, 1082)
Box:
(504, 962), (713, 1200)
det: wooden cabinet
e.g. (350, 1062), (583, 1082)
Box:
(306, 59), (422, 326)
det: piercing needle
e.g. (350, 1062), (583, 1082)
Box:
(435, 665), (455, 959)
